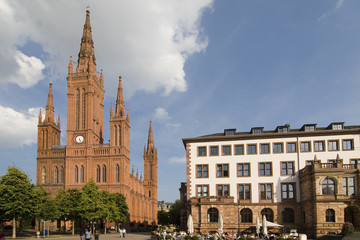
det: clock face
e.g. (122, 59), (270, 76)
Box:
(75, 135), (84, 143)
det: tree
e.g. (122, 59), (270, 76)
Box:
(80, 179), (104, 224)
(0, 166), (37, 238)
(34, 187), (56, 234)
(108, 193), (128, 230)
(168, 200), (181, 227)
(157, 210), (170, 226)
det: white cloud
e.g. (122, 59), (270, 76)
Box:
(0, 105), (40, 148)
(318, 0), (345, 21)
(169, 156), (186, 164)
(336, 0), (345, 9)
(8, 50), (45, 88)
(153, 107), (171, 121)
(0, 0), (213, 97)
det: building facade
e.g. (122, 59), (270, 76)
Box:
(36, 10), (158, 227)
(182, 123), (360, 238)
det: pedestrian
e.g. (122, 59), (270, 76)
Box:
(85, 229), (91, 240)
(94, 230), (99, 240)
(119, 228), (123, 238)
(123, 228), (126, 238)
(80, 231), (84, 240)
(162, 230), (166, 240)
(156, 231), (161, 240)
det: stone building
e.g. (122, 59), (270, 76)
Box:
(182, 123), (360, 238)
(36, 10), (158, 228)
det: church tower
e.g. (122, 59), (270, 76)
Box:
(37, 83), (61, 153)
(66, 10), (104, 147)
(144, 121), (158, 224)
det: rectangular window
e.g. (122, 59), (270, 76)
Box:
(217, 184), (230, 196)
(328, 140), (339, 151)
(238, 163), (250, 177)
(300, 142), (311, 152)
(248, 144), (257, 154)
(281, 161), (295, 175)
(260, 183), (272, 200)
(238, 184), (251, 200)
(281, 183), (295, 199)
(259, 162), (272, 176)
(196, 165), (208, 178)
(273, 143), (283, 153)
(234, 145), (244, 155)
(305, 125), (315, 131)
(222, 145), (231, 155)
(217, 164), (229, 177)
(197, 185), (209, 197)
(210, 146), (219, 156)
(260, 144), (270, 154)
(306, 160), (313, 166)
(343, 177), (355, 196)
(314, 141), (325, 151)
(287, 142), (297, 153)
(343, 140), (354, 150)
(351, 159), (360, 165)
(198, 147), (206, 156)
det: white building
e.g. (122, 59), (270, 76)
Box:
(181, 123), (360, 238)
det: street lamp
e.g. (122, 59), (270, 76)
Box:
(237, 201), (241, 237)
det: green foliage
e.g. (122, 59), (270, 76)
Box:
(342, 222), (354, 236)
(165, 234), (172, 239)
(157, 210), (170, 226)
(34, 186), (56, 221)
(168, 200), (181, 227)
(191, 235), (199, 240)
(239, 237), (246, 240)
(184, 235), (191, 240)
(209, 237), (215, 240)
(108, 192), (128, 224)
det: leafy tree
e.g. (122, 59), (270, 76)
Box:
(34, 187), (56, 232)
(157, 210), (169, 226)
(0, 166), (37, 238)
(108, 193), (128, 229)
(80, 179), (104, 223)
(168, 200), (181, 227)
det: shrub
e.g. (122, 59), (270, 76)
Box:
(209, 236), (215, 240)
(191, 235), (200, 240)
(165, 235), (172, 240)
(342, 222), (354, 236)
(185, 235), (191, 240)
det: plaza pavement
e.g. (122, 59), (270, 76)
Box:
(28, 232), (151, 240)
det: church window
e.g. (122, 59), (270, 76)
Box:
(115, 125), (118, 146)
(102, 165), (106, 183)
(60, 166), (64, 183)
(81, 88), (86, 129)
(42, 167), (46, 184)
(54, 167), (58, 184)
(80, 165), (84, 183)
(76, 89), (80, 130)
(74, 166), (79, 183)
(96, 165), (100, 183)
(115, 164), (120, 183)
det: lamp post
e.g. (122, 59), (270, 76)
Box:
(237, 201), (241, 237)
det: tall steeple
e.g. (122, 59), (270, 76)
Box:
(76, 10), (96, 73)
(146, 121), (155, 154)
(115, 76), (125, 117)
(44, 83), (55, 124)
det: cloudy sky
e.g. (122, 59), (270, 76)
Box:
(1, 0), (360, 202)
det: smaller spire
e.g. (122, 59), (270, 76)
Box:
(57, 115), (61, 126)
(68, 56), (73, 75)
(126, 110), (130, 121)
(336, 154), (341, 160)
(140, 173), (143, 182)
(44, 83), (55, 123)
(110, 103), (113, 117)
(314, 155), (317, 161)
(115, 76), (125, 117)
(38, 108), (42, 123)
(146, 120), (155, 154)
(100, 69), (104, 87)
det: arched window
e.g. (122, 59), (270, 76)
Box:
(42, 167), (46, 184)
(241, 208), (252, 223)
(60, 166), (64, 183)
(54, 167), (58, 184)
(282, 208), (295, 223)
(96, 165), (101, 183)
(76, 89), (80, 130)
(326, 209), (335, 222)
(322, 177), (336, 195)
(80, 165), (84, 183)
(261, 208), (274, 222)
(115, 164), (120, 183)
(102, 165), (106, 183)
(74, 166), (79, 183)
(207, 208), (219, 222)
(81, 88), (86, 129)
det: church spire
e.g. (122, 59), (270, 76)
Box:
(115, 76), (125, 117)
(146, 121), (155, 154)
(44, 83), (55, 123)
(76, 10), (96, 73)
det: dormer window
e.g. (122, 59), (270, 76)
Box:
(328, 122), (344, 130)
(224, 129), (236, 136)
(251, 127), (263, 134)
(276, 124), (290, 133)
(301, 124), (316, 132)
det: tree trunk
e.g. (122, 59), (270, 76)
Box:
(12, 216), (16, 238)
(72, 220), (75, 235)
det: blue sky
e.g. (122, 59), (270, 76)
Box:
(1, 0), (360, 202)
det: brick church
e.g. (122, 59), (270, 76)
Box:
(36, 10), (158, 227)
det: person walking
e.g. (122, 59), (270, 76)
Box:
(94, 230), (99, 240)
(119, 228), (123, 238)
(85, 229), (91, 240)
(123, 228), (126, 238)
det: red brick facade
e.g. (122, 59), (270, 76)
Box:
(36, 10), (157, 228)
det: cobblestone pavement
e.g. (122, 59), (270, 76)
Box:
(30, 233), (151, 240)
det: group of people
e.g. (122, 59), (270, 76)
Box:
(80, 229), (100, 240)
(119, 228), (127, 238)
